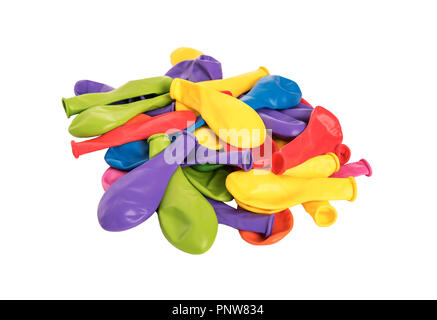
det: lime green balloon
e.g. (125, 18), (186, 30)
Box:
(62, 76), (173, 117)
(182, 166), (233, 202)
(148, 134), (218, 255)
(68, 93), (172, 137)
(148, 133), (171, 155)
(191, 163), (224, 172)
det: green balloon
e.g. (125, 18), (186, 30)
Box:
(182, 166), (233, 202)
(148, 133), (171, 155)
(148, 134), (218, 255)
(68, 93), (172, 137)
(191, 163), (225, 172)
(62, 76), (173, 117)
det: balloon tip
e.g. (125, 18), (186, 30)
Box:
(348, 176), (358, 202)
(259, 66), (270, 76)
(62, 97), (71, 118)
(71, 140), (80, 159)
(360, 158), (373, 177)
(313, 206), (338, 227)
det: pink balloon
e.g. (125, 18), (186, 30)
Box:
(102, 167), (128, 191)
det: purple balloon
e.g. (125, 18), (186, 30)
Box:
(180, 142), (253, 171)
(165, 55), (222, 82)
(144, 102), (175, 116)
(206, 198), (275, 238)
(74, 80), (113, 96)
(97, 132), (196, 232)
(258, 109), (307, 139)
(278, 103), (313, 123)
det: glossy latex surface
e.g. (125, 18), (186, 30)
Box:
(240, 75), (302, 110)
(226, 169), (357, 213)
(271, 106), (344, 174)
(171, 79), (266, 148)
(182, 167), (233, 202)
(69, 93), (173, 137)
(152, 135), (218, 255)
(166, 55), (222, 82)
(71, 111), (196, 157)
(97, 132), (195, 231)
(63, 76), (172, 117)
(207, 199), (275, 237)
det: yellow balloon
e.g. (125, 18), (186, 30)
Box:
(170, 47), (204, 66)
(201, 66), (269, 97)
(283, 152), (340, 178)
(194, 127), (223, 151)
(170, 79), (266, 148)
(175, 66), (270, 114)
(281, 152), (340, 225)
(302, 201), (338, 227)
(225, 169), (357, 213)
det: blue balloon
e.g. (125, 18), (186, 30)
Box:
(240, 75), (302, 111)
(105, 140), (149, 171)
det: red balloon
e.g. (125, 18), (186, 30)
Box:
(271, 106), (344, 174)
(71, 111), (196, 158)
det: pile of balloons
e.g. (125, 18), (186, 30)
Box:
(63, 47), (372, 254)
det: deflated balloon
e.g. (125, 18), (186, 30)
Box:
(74, 80), (114, 96)
(258, 109), (307, 139)
(278, 102), (313, 123)
(196, 67), (269, 98)
(271, 106), (344, 174)
(331, 159), (372, 178)
(68, 93), (173, 137)
(105, 140), (149, 171)
(182, 143), (253, 171)
(234, 154), (341, 215)
(63, 76), (172, 117)
(101, 167), (128, 191)
(175, 67), (269, 112)
(302, 201), (338, 227)
(74, 79), (175, 116)
(182, 167), (233, 202)
(171, 79), (266, 148)
(226, 169), (357, 214)
(97, 131), (196, 231)
(240, 75), (302, 110)
(166, 55), (222, 82)
(100, 165), (233, 204)
(150, 134), (218, 255)
(206, 198), (275, 237)
(280, 152), (340, 227)
(71, 111), (196, 157)
(282, 153), (340, 178)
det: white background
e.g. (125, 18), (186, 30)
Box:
(0, 0), (436, 299)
